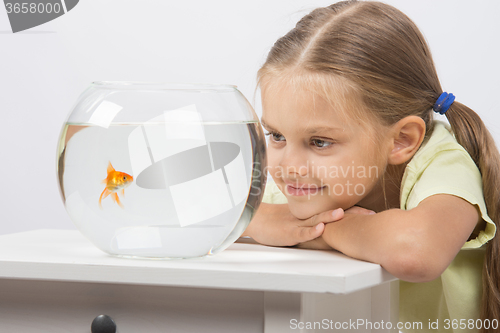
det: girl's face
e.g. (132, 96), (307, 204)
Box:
(261, 82), (391, 219)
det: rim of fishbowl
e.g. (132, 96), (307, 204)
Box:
(91, 81), (238, 92)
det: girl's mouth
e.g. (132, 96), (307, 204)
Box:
(285, 185), (325, 196)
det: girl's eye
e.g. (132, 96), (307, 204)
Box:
(264, 131), (285, 142)
(311, 138), (333, 149)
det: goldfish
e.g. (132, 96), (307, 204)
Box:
(99, 162), (133, 209)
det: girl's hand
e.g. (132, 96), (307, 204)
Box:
(296, 206), (376, 250)
(344, 206), (377, 216)
(241, 203), (344, 247)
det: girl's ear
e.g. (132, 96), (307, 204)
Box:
(387, 116), (426, 165)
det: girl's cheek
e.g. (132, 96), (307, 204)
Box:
(266, 150), (281, 174)
(312, 162), (329, 180)
(268, 165), (282, 181)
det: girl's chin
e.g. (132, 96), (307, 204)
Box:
(288, 203), (325, 220)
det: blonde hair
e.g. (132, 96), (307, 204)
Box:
(257, 1), (500, 328)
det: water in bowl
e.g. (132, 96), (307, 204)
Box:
(57, 120), (265, 259)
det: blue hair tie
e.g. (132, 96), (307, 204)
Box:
(433, 92), (455, 115)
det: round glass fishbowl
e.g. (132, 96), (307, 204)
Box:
(56, 82), (267, 259)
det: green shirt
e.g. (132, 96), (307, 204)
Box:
(261, 120), (496, 332)
(399, 120), (495, 332)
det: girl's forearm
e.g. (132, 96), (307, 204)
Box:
(321, 209), (438, 282)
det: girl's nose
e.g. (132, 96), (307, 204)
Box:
(278, 147), (309, 177)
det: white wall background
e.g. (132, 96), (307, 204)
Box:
(0, 0), (499, 235)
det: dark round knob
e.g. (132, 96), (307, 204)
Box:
(91, 314), (117, 333)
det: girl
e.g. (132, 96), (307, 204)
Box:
(241, 1), (500, 332)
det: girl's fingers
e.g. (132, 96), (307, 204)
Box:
(294, 222), (324, 243)
(323, 208), (344, 223)
(300, 208), (345, 228)
(293, 209), (343, 244)
(344, 206), (376, 215)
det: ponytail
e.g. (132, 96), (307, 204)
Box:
(446, 102), (500, 331)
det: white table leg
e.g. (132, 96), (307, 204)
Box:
(371, 280), (399, 332)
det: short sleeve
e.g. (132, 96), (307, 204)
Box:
(262, 179), (288, 204)
(404, 148), (496, 250)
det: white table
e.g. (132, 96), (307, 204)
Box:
(0, 230), (398, 332)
